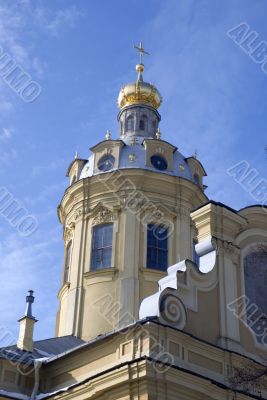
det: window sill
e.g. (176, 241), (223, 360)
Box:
(84, 268), (118, 286)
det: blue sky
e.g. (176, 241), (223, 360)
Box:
(0, 0), (266, 342)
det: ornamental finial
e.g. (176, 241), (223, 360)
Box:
(134, 42), (149, 81)
(156, 128), (161, 140)
(106, 130), (111, 140)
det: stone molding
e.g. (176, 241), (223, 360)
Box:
(90, 204), (116, 226)
(64, 222), (75, 243)
(216, 238), (240, 265)
(139, 237), (217, 328)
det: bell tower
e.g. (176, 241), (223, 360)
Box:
(56, 44), (207, 341)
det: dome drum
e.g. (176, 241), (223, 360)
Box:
(118, 104), (161, 139)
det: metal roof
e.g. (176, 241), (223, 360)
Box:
(79, 136), (193, 181)
(0, 335), (85, 365)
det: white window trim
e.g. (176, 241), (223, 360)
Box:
(87, 220), (118, 272)
(142, 221), (173, 271)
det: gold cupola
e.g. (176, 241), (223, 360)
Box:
(118, 43), (162, 110)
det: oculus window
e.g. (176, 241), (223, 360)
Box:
(151, 155), (168, 171)
(98, 154), (115, 172)
(147, 224), (168, 271)
(91, 223), (113, 270)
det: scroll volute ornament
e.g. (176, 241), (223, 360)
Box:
(64, 222), (75, 243)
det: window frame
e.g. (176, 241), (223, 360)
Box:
(139, 115), (147, 131)
(64, 241), (72, 283)
(193, 173), (200, 185)
(97, 154), (115, 172)
(146, 223), (169, 272)
(150, 154), (168, 171)
(240, 240), (267, 349)
(90, 223), (114, 271)
(126, 115), (134, 132)
(192, 239), (200, 267)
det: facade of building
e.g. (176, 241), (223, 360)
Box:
(0, 45), (267, 400)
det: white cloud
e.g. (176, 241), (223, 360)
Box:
(34, 5), (85, 37)
(0, 148), (17, 163)
(32, 56), (46, 79)
(0, 1), (85, 117)
(0, 127), (13, 141)
(31, 159), (66, 179)
(24, 180), (66, 207)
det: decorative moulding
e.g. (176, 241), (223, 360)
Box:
(195, 236), (217, 273)
(64, 222), (75, 243)
(88, 203), (116, 226)
(84, 268), (118, 286)
(139, 236), (217, 329)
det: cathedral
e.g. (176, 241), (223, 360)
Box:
(0, 44), (267, 400)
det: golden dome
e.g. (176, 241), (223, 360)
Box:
(118, 63), (162, 110)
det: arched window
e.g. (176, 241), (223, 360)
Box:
(70, 175), (77, 185)
(91, 223), (113, 270)
(244, 245), (267, 342)
(126, 116), (134, 132)
(192, 239), (200, 266)
(139, 115), (147, 131)
(193, 173), (200, 185)
(147, 224), (168, 271)
(64, 242), (72, 282)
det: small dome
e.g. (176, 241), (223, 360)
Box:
(118, 64), (162, 110)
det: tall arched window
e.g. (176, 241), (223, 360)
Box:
(70, 175), (77, 185)
(193, 173), (200, 185)
(147, 224), (168, 271)
(192, 239), (200, 266)
(126, 116), (134, 132)
(64, 242), (72, 283)
(139, 115), (147, 131)
(91, 223), (113, 270)
(244, 245), (267, 342)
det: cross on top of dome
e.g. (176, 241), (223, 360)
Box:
(134, 42), (150, 65)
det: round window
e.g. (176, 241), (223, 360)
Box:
(150, 155), (168, 171)
(98, 154), (115, 172)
